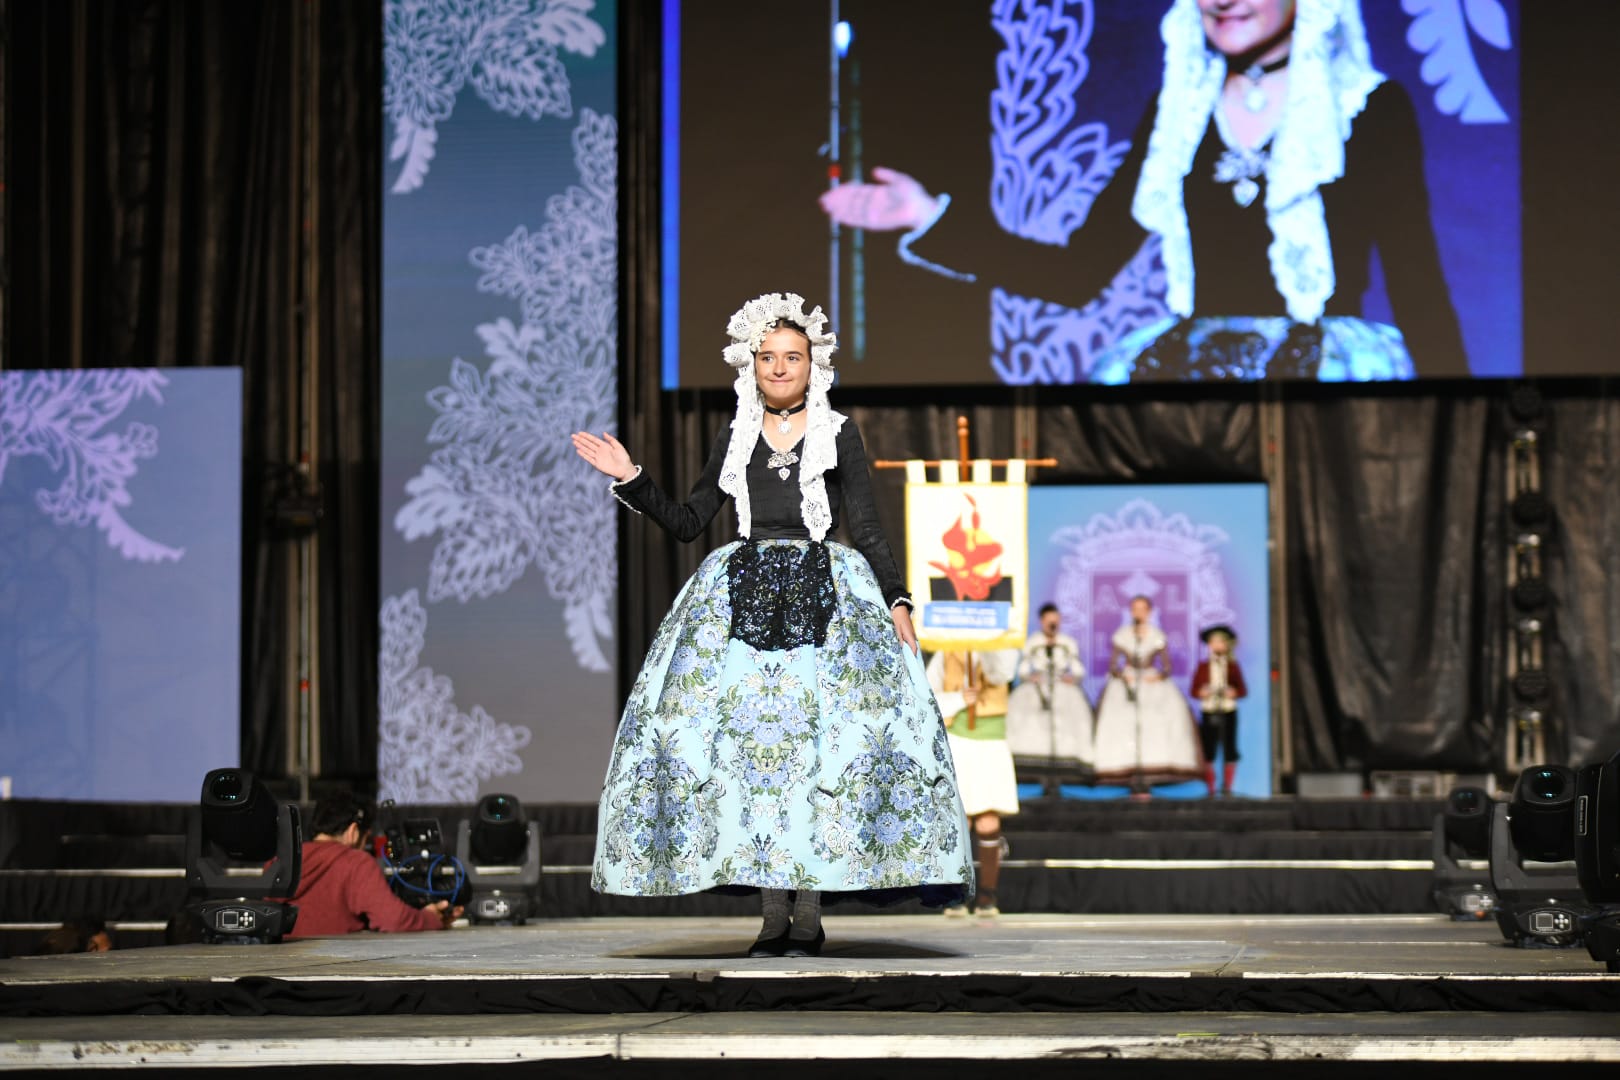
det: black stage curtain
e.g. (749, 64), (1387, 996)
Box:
(1283, 391), (1504, 772)
(1539, 393), (1620, 767)
(5, 0), (382, 780)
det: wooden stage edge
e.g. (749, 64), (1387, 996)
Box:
(3, 914), (1619, 1069)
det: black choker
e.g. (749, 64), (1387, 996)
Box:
(768, 401), (806, 434)
(1238, 53), (1289, 113)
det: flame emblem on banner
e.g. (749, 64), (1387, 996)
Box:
(929, 495), (1005, 601)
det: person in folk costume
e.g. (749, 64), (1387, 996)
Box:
(1190, 624), (1248, 796)
(1091, 594), (1204, 794)
(821, 0), (1469, 382)
(573, 292), (972, 958)
(1007, 602), (1096, 785)
(927, 646), (1021, 916)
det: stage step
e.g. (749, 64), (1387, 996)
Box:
(0, 798), (1452, 933)
(5, 1011), (1620, 1072)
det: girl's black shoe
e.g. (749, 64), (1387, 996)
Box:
(748, 932), (793, 958)
(782, 927), (825, 957)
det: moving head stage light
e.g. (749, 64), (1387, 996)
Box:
(184, 769), (302, 944)
(1489, 765), (1594, 948)
(1431, 786), (1496, 920)
(455, 793), (541, 925)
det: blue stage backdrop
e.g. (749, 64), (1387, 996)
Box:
(1026, 484), (1271, 799)
(0, 368), (242, 801)
(380, 0), (618, 804)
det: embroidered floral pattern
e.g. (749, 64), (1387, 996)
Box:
(593, 728), (724, 895)
(809, 728), (967, 891)
(715, 834), (819, 892)
(714, 659), (819, 834)
(593, 541), (971, 900)
(816, 554), (906, 748)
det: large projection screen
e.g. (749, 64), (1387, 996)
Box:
(664, 0), (1526, 387)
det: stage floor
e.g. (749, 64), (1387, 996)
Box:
(3, 915), (1619, 1069)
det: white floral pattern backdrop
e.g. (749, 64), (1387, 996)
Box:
(0, 369), (241, 800)
(380, 0), (617, 803)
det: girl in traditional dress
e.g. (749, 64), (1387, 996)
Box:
(1006, 603), (1096, 784)
(1091, 595), (1203, 794)
(572, 292), (972, 957)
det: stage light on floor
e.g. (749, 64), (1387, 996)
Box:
(184, 769), (302, 944)
(1489, 765), (1593, 947)
(456, 793), (541, 925)
(1431, 786), (1496, 920)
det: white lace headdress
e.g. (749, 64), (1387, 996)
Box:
(718, 292), (846, 541)
(1131, 0), (1383, 322)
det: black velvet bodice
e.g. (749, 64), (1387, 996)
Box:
(612, 417), (910, 607)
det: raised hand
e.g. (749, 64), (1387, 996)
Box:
(571, 431), (636, 482)
(819, 166), (940, 232)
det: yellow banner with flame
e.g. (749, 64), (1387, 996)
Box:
(904, 463), (1029, 653)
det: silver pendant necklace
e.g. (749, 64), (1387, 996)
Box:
(1239, 52), (1289, 114)
(767, 446), (799, 481)
(1213, 105), (1270, 208)
(768, 401), (807, 435)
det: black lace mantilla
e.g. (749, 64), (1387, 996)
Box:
(726, 540), (836, 651)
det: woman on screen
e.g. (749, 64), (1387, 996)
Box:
(1092, 596), (1203, 794)
(819, 0), (1467, 381)
(572, 292), (972, 958)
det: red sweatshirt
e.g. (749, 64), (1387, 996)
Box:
(284, 841), (445, 938)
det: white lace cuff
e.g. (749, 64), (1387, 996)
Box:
(897, 193), (976, 283)
(890, 596), (915, 612)
(608, 466), (644, 514)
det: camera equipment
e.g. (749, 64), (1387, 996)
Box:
(378, 811), (467, 908)
(184, 769), (302, 944)
(455, 793), (541, 925)
(1430, 786), (1496, 920)
(1489, 765), (1594, 947)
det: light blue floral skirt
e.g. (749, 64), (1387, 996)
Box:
(593, 540), (973, 906)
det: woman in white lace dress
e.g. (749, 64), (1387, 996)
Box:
(1091, 595), (1203, 793)
(1006, 603), (1095, 780)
